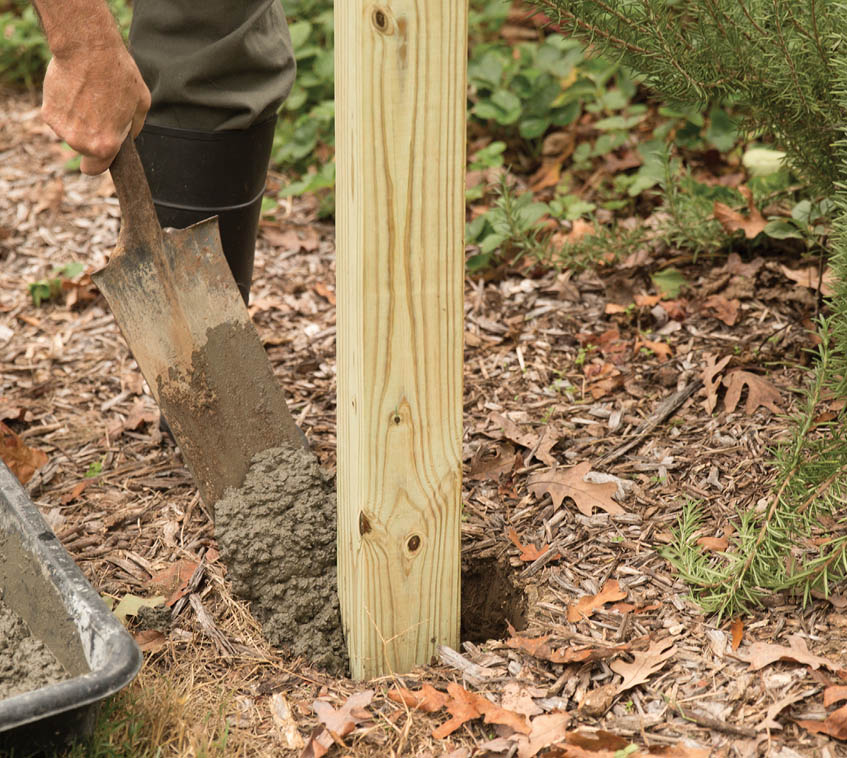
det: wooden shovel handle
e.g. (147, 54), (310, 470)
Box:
(109, 136), (163, 252)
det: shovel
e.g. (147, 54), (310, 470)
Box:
(92, 138), (306, 507)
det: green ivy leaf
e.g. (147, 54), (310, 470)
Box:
(651, 268), (688, 298)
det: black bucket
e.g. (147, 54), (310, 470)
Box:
(0, 461), (142, 756)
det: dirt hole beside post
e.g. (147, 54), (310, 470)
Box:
(461, 557), (528, 644)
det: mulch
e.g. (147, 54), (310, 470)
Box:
(1, 89), (845, 757)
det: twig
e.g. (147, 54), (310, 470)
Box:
(667, 700), (757, 738)
(597, 379), (703, 467)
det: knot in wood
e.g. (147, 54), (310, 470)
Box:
(371, 6), (394, 34)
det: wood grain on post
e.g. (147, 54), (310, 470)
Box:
(335, 0), (467, 679)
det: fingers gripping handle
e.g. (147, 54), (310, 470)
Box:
(109, 136), (163, 253)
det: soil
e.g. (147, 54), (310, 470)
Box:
(0, 596), (68, 700)
(213, 444), (348, 676)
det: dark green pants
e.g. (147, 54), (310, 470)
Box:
(129, 0), (296, 130)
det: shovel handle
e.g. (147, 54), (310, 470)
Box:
(109, 136), (163, 252)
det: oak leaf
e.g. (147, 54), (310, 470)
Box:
(506, 625), (629, 665)
(527, 461), (622, 516)
(714, 186), (766, 238)
(387, 684), (448, 713)
(611, 637), (676, 694)
(703, 294), (740, 326)
(696, 536), (729, 552)
(739, 634), (839, 671)
(722, 371), (781, 415)
(149, 559), (200, 607)
(702, 353), (731, 414)
(781, 263), (835, 296)
(824, 686), (847, 708)
(567, 580), (627, 622)
(508, 527), (560, 563)
(513, 711), (571, 758)
(312, 689), (374, 738)
(634, 338), (672, 362)
(0, 421), (48, 485)
(797, 703), (847, 740)
(432, 682), (530, 739)
(730, 618), (744, 652)
(468, 443), (520, 481)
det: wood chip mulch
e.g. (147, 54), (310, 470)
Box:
(1, 91), (846, 758)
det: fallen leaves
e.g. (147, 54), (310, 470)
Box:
(701, 354), (781, 415)
(508, 527), (561, 562)
(527, 461), (623, 516)
(797, 704), (847, 740)
(430, 682), (531, 739)
(388, 683), (449, 713)
(714, 186), (767, 239)
(702, 294), (740, 326)
(738, 633), (840, 672)
(610, 637), (677, 695)
(567, 580), (627, 622)
(302, 690), (374, 758)
(723, 370), (782, 415)
(0, 421), (48, 484)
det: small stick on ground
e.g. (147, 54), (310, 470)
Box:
(597, 379), (703, 467)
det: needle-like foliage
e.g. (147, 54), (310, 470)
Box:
(530, 0), (847, 615)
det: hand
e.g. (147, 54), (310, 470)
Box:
(41, 41), (150, 175)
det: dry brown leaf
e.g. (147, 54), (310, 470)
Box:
(730, 618), (744, 652)
(59, 479), (91, 505)
(489, 412), (537, 450)
(432, 683), (483, 739)
(565, 218), (595, 244)
(387, 684), (449, 713)
(567, 580), (627, 622)
(757, 690), (809, 731)
(722, 370), (781, 415)
(300, 725), (333, 758)
(508, 527), (560, 563)
(313, 281), (336, 305)
(506, 625), (629, 665)
(713, 186), (766, 238)
(133, 629), (166, 654)
(500, 682), (544, 717)
(696, 536), (729, 552)
(723, 252), (764, 279)
(512, 711), (571, 758)
(527, 462), (622, 516)
(0, 421), (48, 485)
(263, 226), (320, 252)
(702, 353), (731, 414)
(468, 443), (520, 481)
(633, 338), (672, 362)
(797, 703), (847, 740)
(149, 559), (200, 606)
(740, 634), (839, 671)
(825, 686), (847, 707)
(611, 637), (676, 694)
(702, 294), (740, 326)
(781, 263), (835, 297)
(634, 294), (662, 307)
(312, 689), (374, 739)
(529, 157), (562, 192)
(123, 398), (158, 431)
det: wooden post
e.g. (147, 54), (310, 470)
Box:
(335, 0), (467, 679)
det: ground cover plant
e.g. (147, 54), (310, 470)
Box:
(1, 0), (847, 756)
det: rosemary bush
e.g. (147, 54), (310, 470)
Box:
(531, 0), (847, 616)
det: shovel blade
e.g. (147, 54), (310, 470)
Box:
(93, 217), (304, 506)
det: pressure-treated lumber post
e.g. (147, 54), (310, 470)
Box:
(335, 0), (467, 679)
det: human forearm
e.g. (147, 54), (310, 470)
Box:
(32, 0), (123, 58)
(32, 0), (150, 175)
